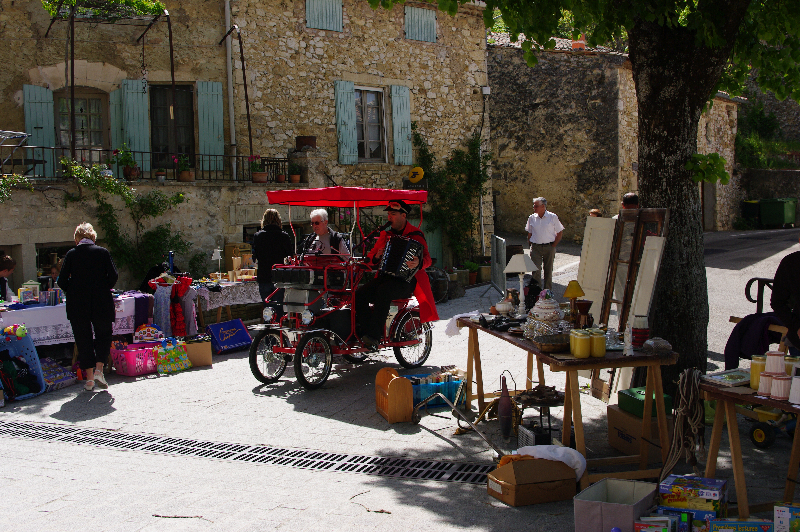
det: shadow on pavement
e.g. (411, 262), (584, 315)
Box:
(704, 229), (800, 270)
(49, 389), (116, 422)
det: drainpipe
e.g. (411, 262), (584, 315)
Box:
(225, 0), (237, 179)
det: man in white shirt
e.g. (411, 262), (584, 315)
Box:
(525, 197), (564, 290)
(301, 208), (351, 257)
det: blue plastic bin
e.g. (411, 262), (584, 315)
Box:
(0, 334), (46, 400)
(406, 374), (465, 407)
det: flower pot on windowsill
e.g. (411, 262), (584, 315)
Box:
(252, 171), (269, 183)
(155, 171), (166, 183)
(289, 174), (301, 184)
(469, 271), (478, 285)
(276, 174), (286, 183)
(123, 165), (140, 181)
(178, 170), (194, 182)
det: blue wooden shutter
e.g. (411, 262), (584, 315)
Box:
(108, 88), (123, 179)
(23, 84), (56, 177)
(121, 79), (151, 171)
(391, 85), (412, 165)
(197, 81), (224, 171)
(405, 6), (436, 43)
(306, 0), (342, 32)
(335, 80), (357, 165)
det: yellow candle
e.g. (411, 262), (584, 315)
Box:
(571, 331), (591, 358)
(590, 331), (606, 357)
(750, 355), (766, 390)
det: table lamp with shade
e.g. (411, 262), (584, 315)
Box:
(563, 280), (585, 325)
(504, 254), (537, 317)
(211, 248), (223, 277)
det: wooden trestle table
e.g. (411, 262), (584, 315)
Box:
(457, 317), (678, 489)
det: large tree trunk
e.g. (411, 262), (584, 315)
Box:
(627, 3), (750, 393)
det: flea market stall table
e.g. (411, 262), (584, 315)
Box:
(456, 317), (678, 490)
(702, 381), (800, 517)
(0, 296), (136, 346)
(194, 281), (261, 327)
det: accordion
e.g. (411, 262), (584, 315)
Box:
(378, 235), (423, 282)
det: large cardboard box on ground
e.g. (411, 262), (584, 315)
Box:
(487, 458), (576, 506)
(608, 404), (674, 463)
(573, 478), (658, 532)
(184, 341), (212, 367)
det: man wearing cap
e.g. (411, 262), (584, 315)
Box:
(525, 197), (563, 290)
(300, 208), (350, 257)
(356, 200), (439, 350)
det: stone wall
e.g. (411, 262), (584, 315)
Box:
(488, 47), (625, 241)
(745, 77), (800, 142)
(698, 97), (741, 230)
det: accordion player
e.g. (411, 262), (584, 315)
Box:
(378, 235), (423, 282)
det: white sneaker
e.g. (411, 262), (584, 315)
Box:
(94, 370), (108, 389)
(84, 380), (95, 391)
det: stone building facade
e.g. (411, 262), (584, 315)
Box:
(488, 38), (741, 241)
(0, 0), (491, 288)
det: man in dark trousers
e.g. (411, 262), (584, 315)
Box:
(355, 200), (439, 349)
(58, 222), (118, 391)
(771, 233), (800, 357)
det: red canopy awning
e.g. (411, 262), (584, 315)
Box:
(266, 186), (427, 208)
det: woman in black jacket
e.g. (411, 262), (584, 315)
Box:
(252, 209), (294, 309)
(58, 222), (118, 391)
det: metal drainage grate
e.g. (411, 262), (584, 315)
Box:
(0, 420), (493, 484)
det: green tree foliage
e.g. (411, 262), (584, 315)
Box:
(412, 124), (490, 264)
(42, 0), (165, 19)
(0, 175), (33, 203)
(365, 0), (800, 390)
(735, 99), (800, 169)
(63, 160), (206, 281)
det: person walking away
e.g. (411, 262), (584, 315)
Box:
(771, 232), (800, 357)
(525, 197), (563, 290)
(57, 222), (118, 391)
(355, 200), (439, 349)
(301, 209), (350, 257)
(252, 208), (294, 312)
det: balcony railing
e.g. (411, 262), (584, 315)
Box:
(0, 145), (292, 183)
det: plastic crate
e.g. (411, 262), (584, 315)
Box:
(0, 334), (46, 400)
(760, 197), (797, 226)
(407, 374), (465, 407)
(111, 342), (159, 376)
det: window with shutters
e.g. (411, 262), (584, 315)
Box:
(54, 87), (108, 163)
(150, 85), (195, 169)
(355, 88), (385, 162)
(306, 0), (343, 32)
(405, 6), (436, 43)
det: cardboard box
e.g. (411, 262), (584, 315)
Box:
(573, 478), (657, 532)
(592, 377), (611, 402)
(487, 458), (576, 506)
(774, 502), (800, 532)
(206, 319), (252, 354)
(709, 520), (773, 532)
(659, 475), (728, 513)
(184, 341), (212, 367)
(608, 404), (674, 463)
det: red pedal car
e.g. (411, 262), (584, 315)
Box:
(249, 186), (435, 390)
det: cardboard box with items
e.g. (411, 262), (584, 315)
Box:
(607, 404), (674, 463)
(487, 457), (576, 507)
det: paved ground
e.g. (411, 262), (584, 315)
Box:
(1, 229), (798, 531)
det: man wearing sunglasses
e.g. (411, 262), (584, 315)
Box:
(355, 200), (439, 350)
(301, 208), (350, 257)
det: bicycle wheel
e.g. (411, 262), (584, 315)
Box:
(294, 332), (333, 389)
(249, 330), (287, 384)
(426, 266), (449, 304)
(393, 312), (432, 368)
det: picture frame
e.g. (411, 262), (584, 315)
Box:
(702, 368), (751, 387)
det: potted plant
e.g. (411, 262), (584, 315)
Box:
(173, 154), (193, 182)
(154, 167), (166, 182)
(249, 155), (269, 183)
(276, 173), (286, 183)
(288, 161), (302, 183)
(445, 266), (457, 282)
(478, 258), (491, 283)
(463, 260), (480, 285)
(112, 144), (139, 181)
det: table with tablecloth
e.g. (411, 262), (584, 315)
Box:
(0, 296), (136, 346)
(194, 281), (261, 326)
